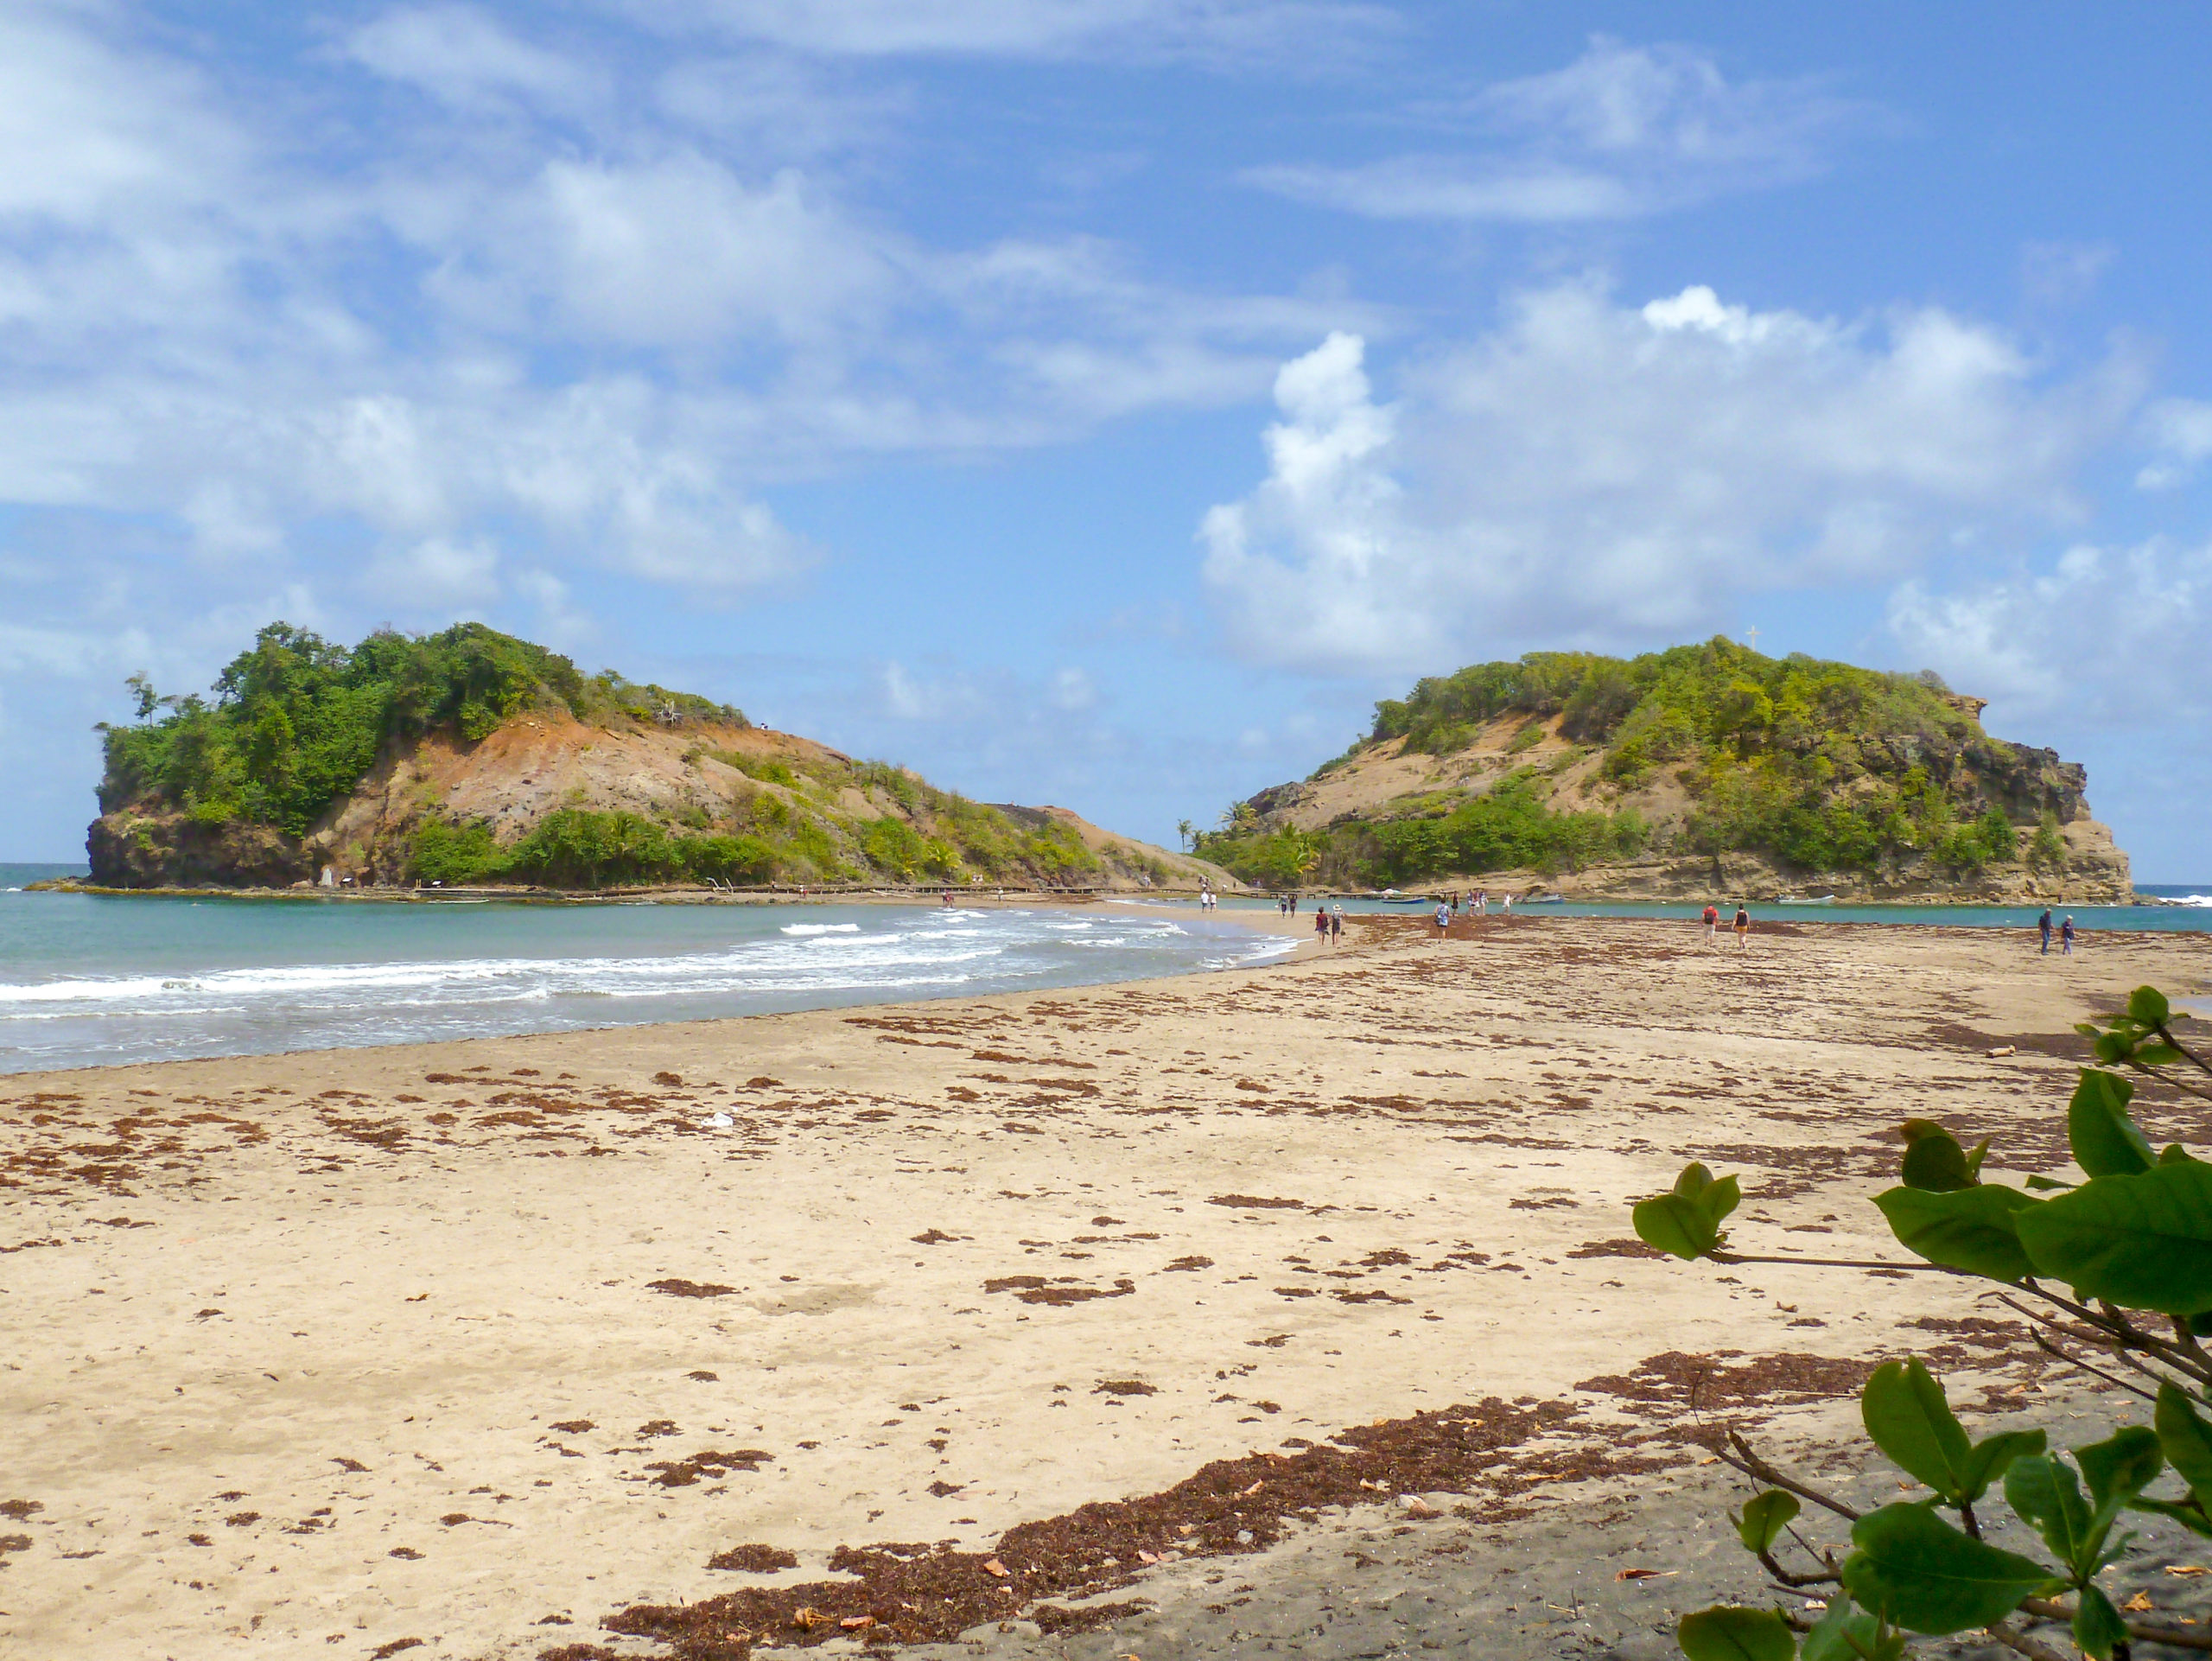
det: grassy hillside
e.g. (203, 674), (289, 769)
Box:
(94, 621), (1168, 890)
(1198, 638), (2087, 890)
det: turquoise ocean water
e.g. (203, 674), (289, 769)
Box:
(2, 863), (2202, 1072)
(0, 864), (1292, 1074)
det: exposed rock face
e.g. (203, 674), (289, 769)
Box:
(87, 814), (313, 889)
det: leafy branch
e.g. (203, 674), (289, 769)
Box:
(1644, 988), (2212, 1661)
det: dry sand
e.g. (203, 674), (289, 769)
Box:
(5, 910), (2210, 1661)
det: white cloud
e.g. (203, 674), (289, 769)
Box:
(365, 535), (503, 609)
(881, 659), (975, 720)
(516, 155), (901, 347)
(1243, 36), (1878, 221)
(512, 568), (596, 645)
(0, 3), (245, 223)
(0, 0), (1363, 646)
(2138, 398), (2212, 490)
(346, 6), (606, 117)
(1049, 665), (1096, 710)
(2021, 240), (2115, 309)
(655, 54), (910, 156)
(1203, 283), (2152, 673)
(1886, 539), (2212, 722)
(633, 0), (1394, 65)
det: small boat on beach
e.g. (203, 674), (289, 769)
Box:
(1775, 894), (1839, 906)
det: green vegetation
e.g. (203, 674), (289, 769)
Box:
(99, 620), (744, 836)
(396, 777), (1106, 891)
(98, 620), (1135, 891)
(410, 808), (781, 888)
(1199, 638), (2066, 886)
(1642, 990), (2212, 1659)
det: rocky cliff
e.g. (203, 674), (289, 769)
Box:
(1199, 640), (2133, 902)
(85, 621), (1230, 894)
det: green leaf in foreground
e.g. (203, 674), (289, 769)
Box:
(1801, 1597), (1903, 1661)
(2075, 1424), (2163, 1518)
(1861, 1359), (1972, 1499)
(2014, 1161), (2212, 1314)
(1957, 1429), (2046, 1500)
(1899, 1123), (1976, 1193)
(1861, 1359), (2043, 1507)
(1677, 1606), (1797, 1661)
(1633, 1192), (1719, 1259)
(1840, 1503), (2055, 1634)
(1872, 1184), (2037, 1281)
(2005, 1454), (2094, 1575)
(1734, 1488), (1800, 1555)
(2158, 1381), (2212, 1505)
(2073, 1581), (2130, 1661)
(2130, 986), (2173, 1027)
(1633, 1162), (1741, 1259)
(2066, 1068), (2152, 1178)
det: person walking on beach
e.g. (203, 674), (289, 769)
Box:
(1450, 892), (1460, 920)
(2038, 907), (2053, 954)
(1702, 902), (1719, 948)
(1314, 907), (1330, 945)
(1733, 905), (1751, 951)
(1434, 901), (1451, 933)
(2062, 914), (2076, 955)
(1330, 905), (1344, 942)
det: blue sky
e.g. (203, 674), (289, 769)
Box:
(3, 3), (2209, 877)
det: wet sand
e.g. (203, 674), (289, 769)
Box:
(4, 913), (2209, 1660)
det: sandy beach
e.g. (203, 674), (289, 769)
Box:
(6, 909), (2211, 1661)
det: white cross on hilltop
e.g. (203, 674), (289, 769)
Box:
(1745, 626), (1761, 652)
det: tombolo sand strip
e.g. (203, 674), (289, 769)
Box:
(1, 912), (2207, 1661)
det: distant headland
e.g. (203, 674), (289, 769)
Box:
(1195, 639), (2133, 904)
(74, 621), (1228, 896)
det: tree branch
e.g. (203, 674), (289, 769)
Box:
(1980, 1620), (2075, 1661)
(1755, 1545), (1839, 1588)
(2013, 1282), (2212, 1384)
(2020, 1595), (2212, 1654)
(2019, 1321), (2163, 1403)
(1710, 1249), (1975, 1276)
(1718, 1430), (1863, 1522)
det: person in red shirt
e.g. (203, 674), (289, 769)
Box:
(1701, 903), (1719, 948)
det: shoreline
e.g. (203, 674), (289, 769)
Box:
(5, 917), (2209, 1659)
(18, 873), (2194, 910)
(7, 909), (2209, 1086)
(0, 899), (1315, 1081)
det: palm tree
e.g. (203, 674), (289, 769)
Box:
(1176, 818), (1194, 852)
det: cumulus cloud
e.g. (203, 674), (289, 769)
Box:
(1202, 283), (2152, 673)
(0, 0), (1358, 665)
(1886, 540), (2212, 723)
(1243, 36), (1880, 221)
